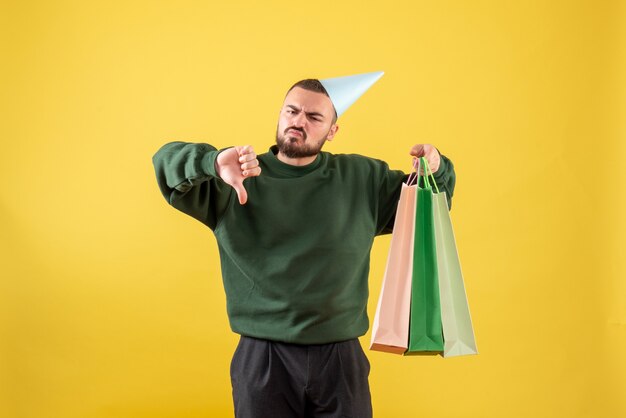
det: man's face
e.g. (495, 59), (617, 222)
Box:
(275, 87), (339, 159)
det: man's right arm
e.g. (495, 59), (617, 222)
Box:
(152, 141), (234, 230)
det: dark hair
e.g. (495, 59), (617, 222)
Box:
(286, 79), (338, 123)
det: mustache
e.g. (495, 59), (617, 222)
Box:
(285, 127), (307, 140)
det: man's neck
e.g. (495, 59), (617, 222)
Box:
(276, 151), (318, 167)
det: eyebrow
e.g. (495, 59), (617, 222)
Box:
(286, 104), (325, 119)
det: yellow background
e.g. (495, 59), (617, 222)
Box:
(1, 0), (624, 417)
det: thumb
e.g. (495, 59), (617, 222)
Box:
(232, 181), (248, 205)
(410, 144), (425, 157)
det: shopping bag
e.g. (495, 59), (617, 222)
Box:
(432, 188), (478, 357)
(370, 181), (417, 354)
(406, 157), (444, 355)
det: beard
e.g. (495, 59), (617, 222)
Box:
(275, 126), (328, 159)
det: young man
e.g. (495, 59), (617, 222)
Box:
(152, 73), (456, 418)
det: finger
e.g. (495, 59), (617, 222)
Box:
(430, 157), (440, 173)
(243, 166), (262, 177)
(241, 160), (259, 171)
(425, 147), (440, 173)
(239, 152), (257, 163)
(232, 181), (248, 205)
(239, 145), (254, 156)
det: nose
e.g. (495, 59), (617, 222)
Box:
(292, 111), (306, 128)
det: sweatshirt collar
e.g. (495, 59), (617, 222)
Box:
(261, 145), (323, 177)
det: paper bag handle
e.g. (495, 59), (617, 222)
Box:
(406, 157), (419, 186)
(417, 156), (440, 194)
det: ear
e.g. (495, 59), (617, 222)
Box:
(326, 124), (339, 141)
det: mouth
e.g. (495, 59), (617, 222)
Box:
(287, 129), (304, 137)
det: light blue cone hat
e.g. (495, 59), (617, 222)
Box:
(320, 71), (384, 118)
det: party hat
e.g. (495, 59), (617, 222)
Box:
(320, 71), (384, 117)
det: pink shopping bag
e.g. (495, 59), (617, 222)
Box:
(370, 181), (417, 354)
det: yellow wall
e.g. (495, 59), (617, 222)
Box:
(1, 1), (624, 417)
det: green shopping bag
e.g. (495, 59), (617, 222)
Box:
(406, 157), (444, 355)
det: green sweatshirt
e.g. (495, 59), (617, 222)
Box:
(152, 142), (456, 344)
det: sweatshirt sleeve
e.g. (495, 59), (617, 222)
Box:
(430, 150), (456, 210)
(374, 161), (407, 236)
(151, 141), (234, 230)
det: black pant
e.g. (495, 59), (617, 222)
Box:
(230, 335), (373, 418)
